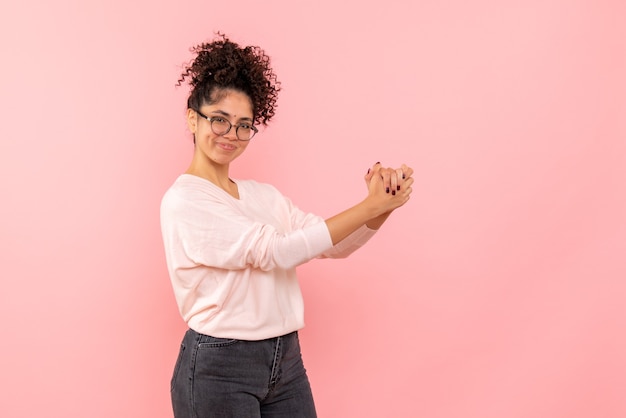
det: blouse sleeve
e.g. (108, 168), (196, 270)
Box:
(161, 186), (333, 272)
(282, 195), (377, 259)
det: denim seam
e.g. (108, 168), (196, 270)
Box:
(170, 343), (185, 392)
(198, 339), (239, 348)
(189, 333), (201, 418)
(269, 335), (282, 388)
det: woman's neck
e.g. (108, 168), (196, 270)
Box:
(185, 161), (239, 199)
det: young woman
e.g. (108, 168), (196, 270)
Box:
(161, 34), (414, 417)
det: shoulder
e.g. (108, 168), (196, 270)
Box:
(161, 175), (226, 211)
(237, 179), (283, 196)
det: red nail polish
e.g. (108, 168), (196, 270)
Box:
(386, 187), (390, 193)
(392, 190), (396, 195)
(397, 185), (400, 191)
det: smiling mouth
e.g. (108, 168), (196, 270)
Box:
(218, 143), (237, 151)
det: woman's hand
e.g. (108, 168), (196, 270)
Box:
(364, 162), (414, 214)
(365, 162), (413, 199)
(324, 162), (414, 244)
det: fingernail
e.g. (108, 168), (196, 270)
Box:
(397, 185), (400, 191)
(386, 187), (390, 193)
(392, 190), (396, 195)
(367, 168), (370, 174)
(402, 174), (406, 179)
(376, 162), (380, 165)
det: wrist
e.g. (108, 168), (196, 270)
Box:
(359, 198), (385, 220)
(366, 211), (392, 230)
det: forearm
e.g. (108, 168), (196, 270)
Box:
(365, 211), (392, 230)
(325, 200), (381, 245)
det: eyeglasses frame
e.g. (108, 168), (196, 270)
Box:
(194, 109), (258, 141)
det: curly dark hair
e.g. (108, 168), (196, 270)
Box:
(177, 33), (281, 126)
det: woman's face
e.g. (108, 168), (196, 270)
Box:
(187, 89), (254, 168)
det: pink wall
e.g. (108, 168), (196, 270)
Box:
(1, 1), (625, 417)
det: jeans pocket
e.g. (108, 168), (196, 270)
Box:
(197, 335), (239, 349)
(170, 343), (186, 392)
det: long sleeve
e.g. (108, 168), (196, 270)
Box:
(320, 224), (377, 258)
(279, 193), (378, 259)
(161, 178), (334, 272)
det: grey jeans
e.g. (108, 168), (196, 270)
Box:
(171, 328), (317, 418)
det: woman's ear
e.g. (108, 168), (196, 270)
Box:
(186, 108), (197, 134)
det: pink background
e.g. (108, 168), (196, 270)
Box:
(1, 1), (625, 417)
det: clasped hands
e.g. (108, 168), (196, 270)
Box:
(364, 162), (414, 213)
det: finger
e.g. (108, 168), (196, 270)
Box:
(395, 176), (413, 197)
(380, 167), (392, 194)
(367, 164), (385, 192)
(364, 169), (372, 184)
(400, 164), (414, 179)
(364, 162), (380, 183)
(395, 184), (413, 208)
(401, 178), (414, 199)
(370, 162), (383, 179)
(401, 176), (415, 190)
(390, 169), (398, 195)
(395, 168), (404, 191)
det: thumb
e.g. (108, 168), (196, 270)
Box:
(365, 162), (381, 180)
(368, 164), (384, 189)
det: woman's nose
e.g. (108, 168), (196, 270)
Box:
(223, 129), (239, 141)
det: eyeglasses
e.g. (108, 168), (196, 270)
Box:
(194, 109), (258, 141)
